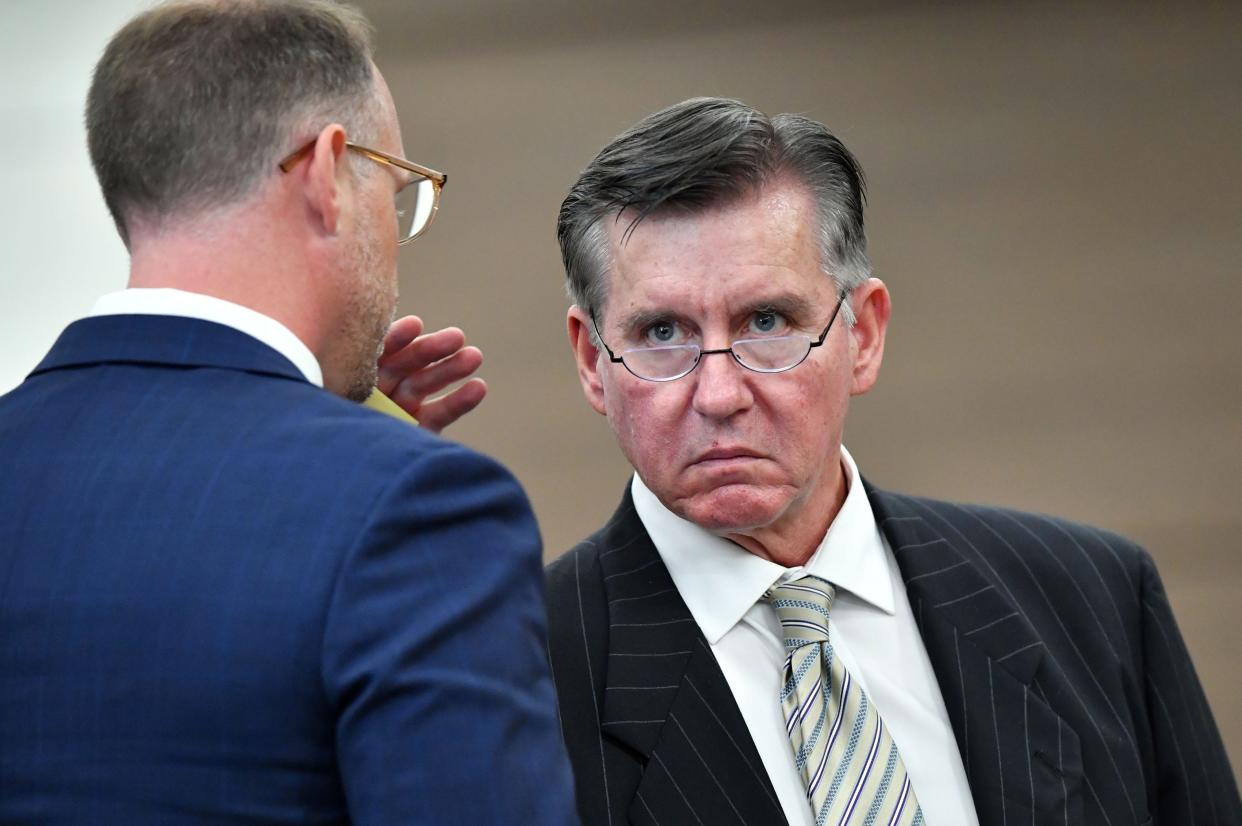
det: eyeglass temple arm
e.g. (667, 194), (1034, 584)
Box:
(277, 140), (447, 188)
(277, 141), (315, 173)
(809, 292), (848, 348)
(589, 311), (624, 362)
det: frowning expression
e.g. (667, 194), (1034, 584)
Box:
(569, 180), (888, 550)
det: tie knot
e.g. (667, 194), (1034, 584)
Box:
(765, 575), (835, 650)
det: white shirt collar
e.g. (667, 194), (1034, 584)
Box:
(632, 445), (895, 645)
(88, 288), (323, 387)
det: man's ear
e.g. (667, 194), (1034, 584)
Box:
(302, 124), (349, 239)
(848, 277), (891, 396)
(567, 305), (608, 416)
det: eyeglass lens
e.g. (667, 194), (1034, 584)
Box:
(621, 335), (814, 381)
(395, 177), (438, 241)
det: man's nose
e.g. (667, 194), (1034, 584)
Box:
(690, 349), (754, 420)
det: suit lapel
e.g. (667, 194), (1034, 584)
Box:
(868, 485), (1083, 825)
(596, 492), (784, 825)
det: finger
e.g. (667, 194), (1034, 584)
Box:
(416, 379), (489, 434)
(376, 330), (473, 397)
(377, 326), (468, 373)
(388, 346), (484, 400)
(380, 315), (425, 359)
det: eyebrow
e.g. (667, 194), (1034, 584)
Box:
(615, 308), (685, 336)
(747, 294), (817, 320)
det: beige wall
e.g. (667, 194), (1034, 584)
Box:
(360, 0), (1241, 780)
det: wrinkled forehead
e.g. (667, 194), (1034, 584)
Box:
(599, 183), (829, 319)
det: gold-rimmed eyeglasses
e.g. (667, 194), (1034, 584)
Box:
(278, 140), (447, 244)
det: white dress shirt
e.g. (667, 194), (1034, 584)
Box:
(632, 447), (979, 826)
(88, 288), (323, 387)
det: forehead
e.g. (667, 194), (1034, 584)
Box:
(603, 181), (829, 317)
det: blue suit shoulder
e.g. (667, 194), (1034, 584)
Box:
(245, 381), (537, 530)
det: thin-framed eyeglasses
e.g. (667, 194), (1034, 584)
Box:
(278, 140), (447, 244)
(590, 292), (848, 382)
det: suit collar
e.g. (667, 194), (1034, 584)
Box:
(595, 488), (786, 824)
(867, 483), (1045, 684)
(87, 288), (322, 386)
(29, 315), (309, 386)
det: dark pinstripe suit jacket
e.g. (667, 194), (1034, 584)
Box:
(545, 483), (1240, 826)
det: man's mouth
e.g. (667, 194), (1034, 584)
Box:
(691, 447), (764, 465)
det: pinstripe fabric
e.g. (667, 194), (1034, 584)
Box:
(768, 577), (921, 826)
(871, 487), (1240, 826)
(546, 497), (785, 825)
(546, 483), (1240, 826)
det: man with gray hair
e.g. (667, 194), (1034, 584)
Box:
(0, 1), (578, 822)
(544, 97), (1238, 825)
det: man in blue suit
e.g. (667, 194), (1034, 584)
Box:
(0, 1), (578, 823)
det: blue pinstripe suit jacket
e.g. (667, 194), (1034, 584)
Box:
(0, 314), (578, 825)
(545, 484), (1240, 825)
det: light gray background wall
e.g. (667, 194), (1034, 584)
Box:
(0, 1), (140, 392)
(3, 0), (1238, 787)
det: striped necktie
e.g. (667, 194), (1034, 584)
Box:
(766, 575), (923, 826)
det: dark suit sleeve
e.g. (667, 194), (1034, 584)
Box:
(320, 440), (579, 825)
(1138, 551), (1241, 824)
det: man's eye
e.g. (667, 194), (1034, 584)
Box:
(749, 310), (787, 335)
(644, 321), (679, 345)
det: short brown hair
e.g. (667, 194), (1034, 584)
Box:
(87, 0), (377, 243)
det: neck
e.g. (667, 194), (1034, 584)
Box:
(125, 205), (334, 372)
(724, 455), (849, 567)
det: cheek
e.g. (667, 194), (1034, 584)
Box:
(776, 366), (849, 463)
(604, 384), (684, 469)
(377, 202), (399, 266)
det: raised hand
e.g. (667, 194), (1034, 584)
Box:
(375, 315), (488, 434)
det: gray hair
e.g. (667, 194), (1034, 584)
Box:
(87, 0), (379, 244)
(557, 97), (870, 330)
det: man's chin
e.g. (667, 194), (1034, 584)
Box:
(344, 361), (379, 403)
(670, 483), (794, 535)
